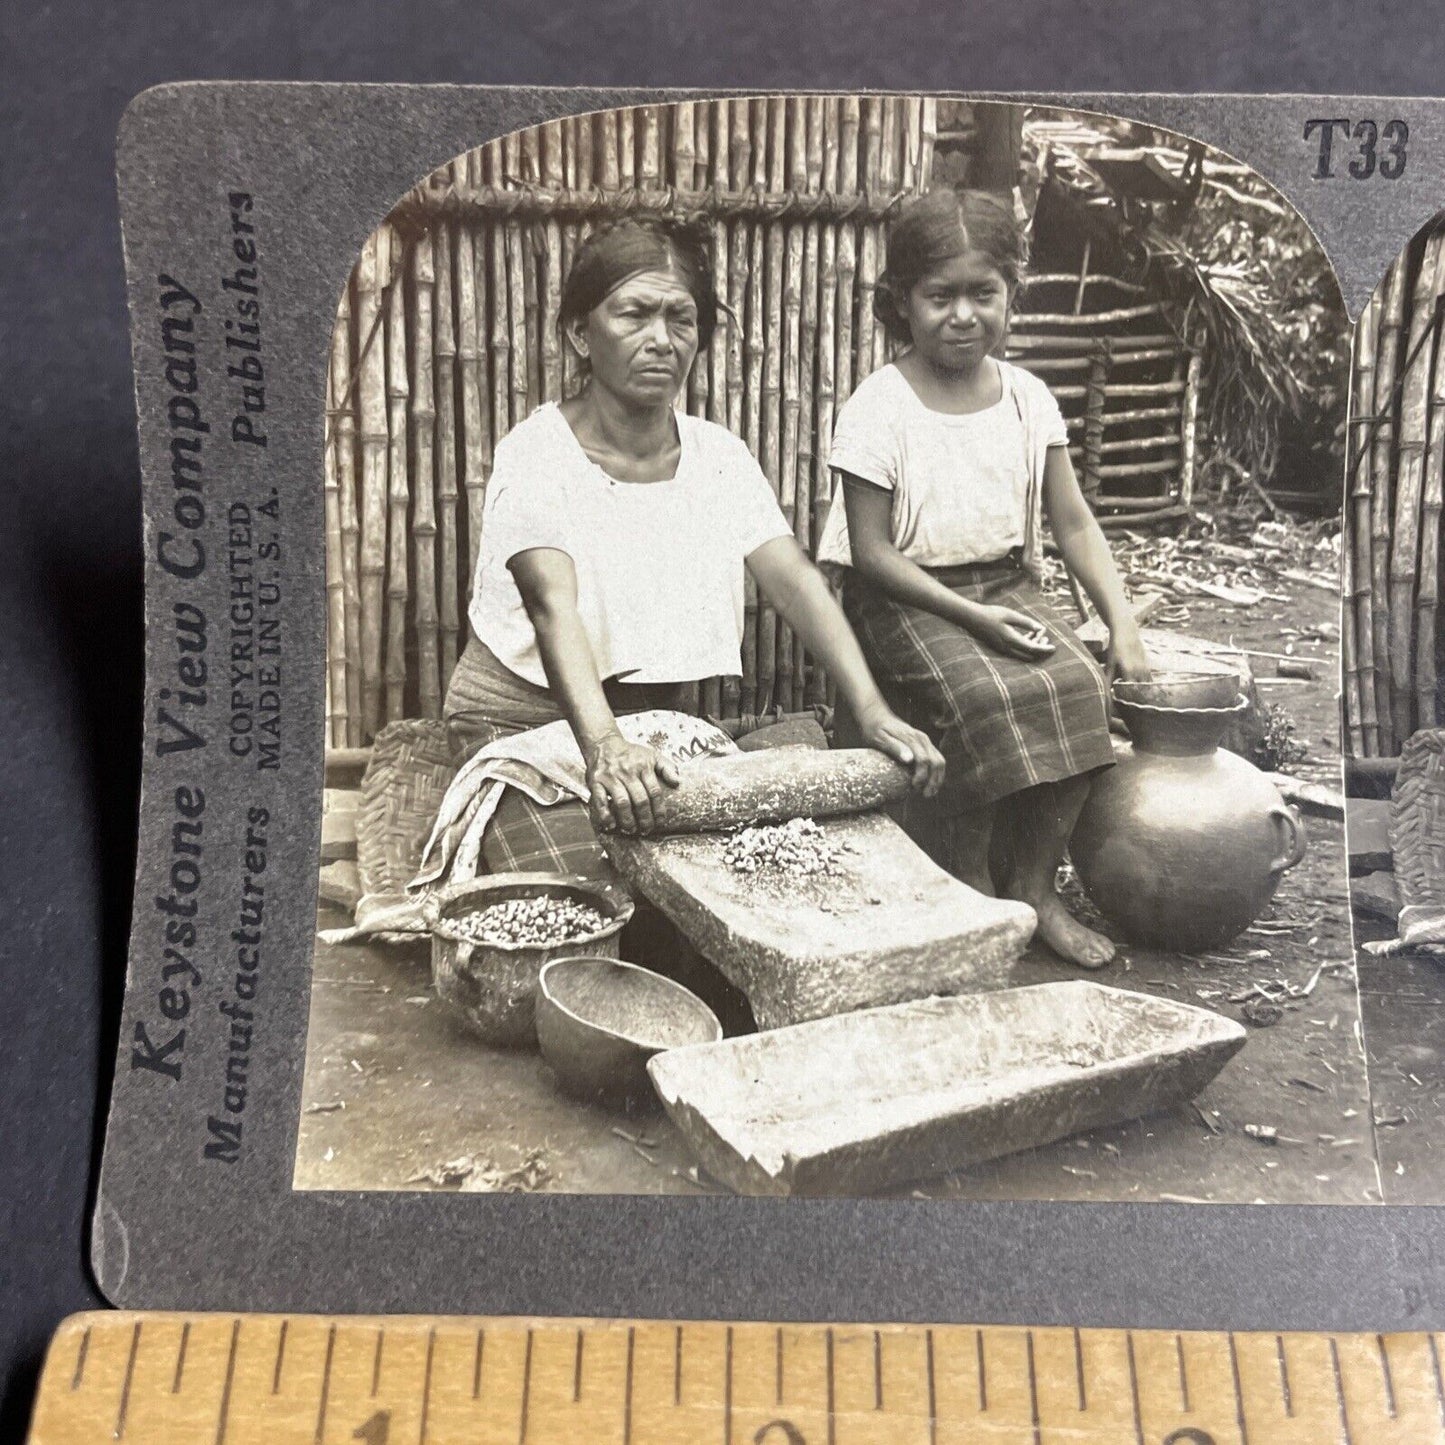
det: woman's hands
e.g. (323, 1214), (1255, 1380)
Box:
(743, 536), (943, 798)
(585, 733), (680, 836)
(1107, 620), (1151, 683)
(854, 699), (946, 797)
(966, 604), (1057, 661)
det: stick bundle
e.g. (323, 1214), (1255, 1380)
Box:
(1007, 265), (1197, 523)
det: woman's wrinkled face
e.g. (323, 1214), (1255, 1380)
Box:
(902, 249), (1012, 374)
(570, 267), (700, 405)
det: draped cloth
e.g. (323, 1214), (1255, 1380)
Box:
(317, 702), (735, 946)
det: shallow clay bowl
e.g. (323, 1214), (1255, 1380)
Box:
(536, 956), (723, 1105)
(1112, 669), (1242, 711)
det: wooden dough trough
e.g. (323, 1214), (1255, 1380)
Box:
(604, 749), (1037, 1031)
(647, 981), (1248, 1196)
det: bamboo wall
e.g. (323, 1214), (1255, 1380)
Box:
(324, 98), (1200, 748)
(1344, 219), (1445, 759)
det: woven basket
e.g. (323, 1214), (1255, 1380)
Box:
(355, 718), (458, 898)
(1390, 729), (1445, 908)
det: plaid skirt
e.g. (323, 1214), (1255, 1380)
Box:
(441, 636), (690, 881)
(842, 557), (1114, 812)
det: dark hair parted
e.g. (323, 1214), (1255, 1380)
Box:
(874, 189), (1028, 345)
(558, 216), (721, 351)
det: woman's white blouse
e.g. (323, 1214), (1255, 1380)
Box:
(470, 403), (793, 686)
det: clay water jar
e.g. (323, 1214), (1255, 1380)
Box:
(1070, 696), (1306, 952)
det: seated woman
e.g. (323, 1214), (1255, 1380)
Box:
(442, 216), (943, 879)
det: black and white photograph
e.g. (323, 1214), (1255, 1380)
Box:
(294, 94), (1367, 1203)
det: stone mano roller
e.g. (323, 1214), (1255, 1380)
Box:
(644, 746), (916, 833)
(604, 746), (1037, 1030)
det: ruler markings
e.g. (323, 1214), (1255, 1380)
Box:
(1275, 1333), (1293, 1416)
(925, 1328), (937, 1445)
(214, 1319), (241, 1445)
(1228, 1332), (1250, 1445)
(39, 1315), (1445, 1444)
(1124, 1330), (1144, 1445)
(69, 1324), (90, 1393)
(1432, 1333), (1445, 1427)
(1330, 1335), (1355, 1444)
(825, 1327), (835, 1445)
(1335, 1332), (1445, 1443)
(1026, 1330), (1042, 1445)
(623, 1326), (634, 1445)
(272, 1320), (288, 1396)
(371, 1326), (384, 1396)
(112, 1320), (141, 1441)
(172, 1322), (190, 1395)
(313, 1322), (336, 1445)
(518, 1328), (533, 1445)
(1377, 1332), (1398, 1417)
(724, 1325), (733, 1445)
(419, 1327), (436, 1444)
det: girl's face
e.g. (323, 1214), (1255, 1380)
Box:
(902, 249), (1012, 374)
(570, 267), (700, 407)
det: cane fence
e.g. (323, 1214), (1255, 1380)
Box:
(1343, 218), (1445, 758)
(324, 98), (1202, 747)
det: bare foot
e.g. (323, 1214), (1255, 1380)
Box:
(1022, 889), (1115, 969)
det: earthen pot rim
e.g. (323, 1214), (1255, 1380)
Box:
(427, 874), (634, 951)
(1109, 695), (1249, 717)
(432, 915), (627, 951)
(1113, 694), (1249, 756)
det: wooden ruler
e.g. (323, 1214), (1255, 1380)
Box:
(24, 1312), (1445, 1443)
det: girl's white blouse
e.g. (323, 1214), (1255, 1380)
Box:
(816, 359), (1069, 574)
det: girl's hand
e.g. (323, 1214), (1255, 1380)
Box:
(967, 604), (1056, 661)
(855, 701), (946, 797)
(586, 734), (681, 836)
(1107, 623), (1151, 683)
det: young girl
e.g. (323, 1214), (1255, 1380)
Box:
(815, 189), (1150, 969)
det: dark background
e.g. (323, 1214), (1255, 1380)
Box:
(0, 3), (1436, 1434)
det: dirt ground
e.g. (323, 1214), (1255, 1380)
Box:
(296, 562), (1401, 1205)
(1353, 922), (1445, 1202)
